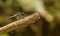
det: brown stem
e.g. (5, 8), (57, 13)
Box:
(0, 12), (40, 34)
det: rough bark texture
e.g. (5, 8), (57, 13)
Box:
(0, 12), (40, 34)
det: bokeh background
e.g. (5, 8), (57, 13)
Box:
(0, 0), (60, 36)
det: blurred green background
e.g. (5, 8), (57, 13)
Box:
(0, 0), (60, 36)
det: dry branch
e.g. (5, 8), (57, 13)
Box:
(0, 12), (40, 34)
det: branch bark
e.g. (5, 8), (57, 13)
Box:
(0, 12), (40, 34)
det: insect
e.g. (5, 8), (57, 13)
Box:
(9, 12), (28, 20)
(9, 12), (28, 32)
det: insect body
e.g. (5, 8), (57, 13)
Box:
(9, 12), (28, 20)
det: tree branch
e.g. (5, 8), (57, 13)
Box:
(0, 12), (40, 34)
